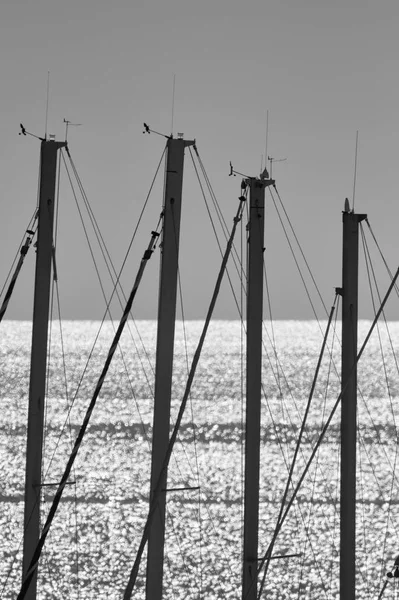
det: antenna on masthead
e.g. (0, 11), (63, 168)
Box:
(352, 130), (359, 211)
(268, 155), (287, 178)
(63, 118), (82, 142)
(171, 74), (176, 137)
(45, 71), (50, 140)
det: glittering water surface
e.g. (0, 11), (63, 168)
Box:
(1, 320), (399, 599)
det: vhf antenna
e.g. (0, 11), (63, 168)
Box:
(63, 118), (82, 142)
(268, 155), (287, 178)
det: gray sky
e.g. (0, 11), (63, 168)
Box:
(1, 0), (398, 320)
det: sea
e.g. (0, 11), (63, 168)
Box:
(1, 319), (399, 600)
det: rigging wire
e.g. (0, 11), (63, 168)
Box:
(263, 256), (282, 396)
(325, 298), (341, 594)
(357, 246), (399, 484)
(266, 181), (345, 415)
(161, 192), (205, 595)
(46, 148), (81, 595)
(259, 188), (343, 560)
(0, 158), (42, 593)
(64, 144), (167, 373)
(360, 225), (399, 587)
(34, 153), (162, 552)
(266, 185), (345, 425)
(272, 185), (329, 317)
(123, 195), (246, 599)
(57, 149), (158, 426)
(193, 146), (247, 285)
(298, 296), (341, 597)
(66, 144), (165, 283)
(186, 147), (265, 584)
(16, 228), (161, 600)
(248, 183), (326, 599)
(189, 147), (247, 324)
(258, 297), (338, 597)
(54, 282), (81, 597)
(259, 315), (343, 525)
(42, 132), (63, 470)
(224, 178), (344, 597)
(62, 141), (238, 594)
(193, 147), (232, 241)
(365, 220), (399, 300)
(360, 226), (399, 482)
(256, 375), (334, 600)
(64, 146), (161, 400)
(7, 143), (396, 596)
(4, 143), (165, 597)
(269, 187), (320, 320)
(175, 266), (204, 596)
(255, 267), (399, 598)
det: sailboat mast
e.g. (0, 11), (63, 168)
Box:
(23, 139), (65, 599)
(340, 202), (366, 600)
(146, 135), (194, 600)
(242, 175), (272, 600)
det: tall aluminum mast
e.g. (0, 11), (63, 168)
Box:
(23, 138), (65, 600)
(340, 201), (366, 600)
(242, 172), (274, 600)
(146, 134), (194, 600)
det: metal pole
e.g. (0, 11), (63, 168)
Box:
(340, 204), (366, 600)
(242, 176), (270, 600)
(146, 135), (194, 600)
(22, 140), (64, 600)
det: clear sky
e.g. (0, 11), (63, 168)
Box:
(1, 0), (398, 320)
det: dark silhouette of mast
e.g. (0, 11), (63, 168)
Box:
(146, 134), (194, 600)
(340, 199), (366, 600)
(23, 138), (65, 600)
(242, 172), (274, 600)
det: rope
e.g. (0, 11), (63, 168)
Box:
(16, 228), (160, 600)
(123, 195), (246, 599)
